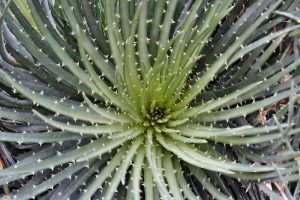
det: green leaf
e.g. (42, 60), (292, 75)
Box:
(196, 85), (300, 122)
(119, 136), (144, 184)
(156, 133), (275, 174)
(162, 151), (184, 200)
(79, 146), (127, 200)
(0, 138), (111, 176)
(0, 131), (85, 143)
(132, 148), (145, 200)
(145, 131), (173, 200)
(187, 164), (233, 200)
(14, 161), (88, 200)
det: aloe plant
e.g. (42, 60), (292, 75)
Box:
(0, 0), (300, 199)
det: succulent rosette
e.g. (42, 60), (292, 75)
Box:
(0, 0), (300, 199)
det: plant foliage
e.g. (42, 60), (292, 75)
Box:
(0, 0), (300, 199)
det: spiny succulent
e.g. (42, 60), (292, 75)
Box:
(0, 0), (300, 199)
